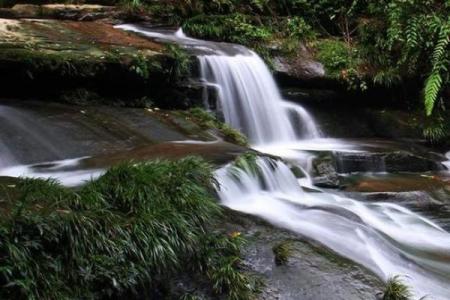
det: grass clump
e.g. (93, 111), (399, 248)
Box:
(382, 275), (413, 300)
(199, 231), (261, 300)
(188, 107), (249, 146)
(272, 240), (295, 266)
(0, 157), (257, 299)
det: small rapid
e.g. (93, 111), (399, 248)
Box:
(216, 157), (450, 300)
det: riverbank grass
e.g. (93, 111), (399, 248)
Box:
(0, 157), (257, 299)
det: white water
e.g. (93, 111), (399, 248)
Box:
(114, 25), (450, 299)
(199, 54), (321, 144)
(0, 157), (104, 187)
(217, 157), (450, 300)
(0, 24), (447, 299)
(444, 152), (450, 171)
(116, 24), (321, 145)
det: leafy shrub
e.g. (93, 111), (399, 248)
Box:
(282, 16), (316, 40)
(183, 13), (272, 46)
(0, 158), (255, 299)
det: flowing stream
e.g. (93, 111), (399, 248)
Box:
(0, 25), (448, 299)
(114, 25), (450, 300)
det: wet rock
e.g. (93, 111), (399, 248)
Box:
(335, 151), (444, 174)
(0, 100), (247, 166)
(383, 151), (444, 172)
(0, 4), (117, 21)
(219, 209), (384, 300)
(349, 191), (446, 210)
(0, 18), (197, 106)
(312, 153), (340, 188)
(273, 55), (325, 81)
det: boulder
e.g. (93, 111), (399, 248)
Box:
(312, 153), (341, 188)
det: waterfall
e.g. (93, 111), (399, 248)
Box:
(105, 25), (450, 299)
(217, 157), (450, 300)
(444, 151), (450, 171)
(199, 54), (321, 144)
(115, 24), (321, 146)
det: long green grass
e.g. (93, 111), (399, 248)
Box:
(0, 157), (256, 299)
(383, 275), (413, 300)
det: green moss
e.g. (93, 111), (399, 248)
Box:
(0, 157), (257, 299)
(272, 240), (295, 266)
(382, 276), (413, 300)
(187, 108), (249, 146)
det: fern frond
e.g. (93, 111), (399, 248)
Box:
(424, 70), (443, 116)
(424, 20), (450, 116)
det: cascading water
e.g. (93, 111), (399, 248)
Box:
(198, 54), (321, 144)
(217, 157), (450, 299)
(49, 24), (450, 299)
(444, 151), (450, 171)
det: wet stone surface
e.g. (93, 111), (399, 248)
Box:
(220, 209), (384, 300)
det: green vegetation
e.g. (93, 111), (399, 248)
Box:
(2, 1), (448, 141)
(0, 157), (258, 299)
(187, 107), (249, 146)
(382, 275), (413, 300)
(272, 240), (295, 266)
(115, 0), (449, 142)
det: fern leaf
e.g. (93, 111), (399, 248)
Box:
(424, 70), (443, 116)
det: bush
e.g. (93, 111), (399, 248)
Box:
(183, 13), (272, 47)
(382, 275), (413, 300)
(0, 157), (256, 299)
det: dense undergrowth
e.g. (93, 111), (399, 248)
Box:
(0, 157), (258, 299)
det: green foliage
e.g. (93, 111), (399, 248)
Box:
(272, 240), (294, 265)
(199, 232), (260, 300)
(165, 44), (192, 80)
(130, 53), (153, 79)
(183, 13), (272, 46)
(188, 107), (249, 146)
(232, 152), (258, 172)
(227, 152), (261, 179)
(316, 39), (352, 76)
(315, 39), (367, 90)
(189, 107), (218, 129)
(283, 16), (316, 40)
(423, 115), (449, 143)
(358, 0), (450, 116)
(382, 275), (413, 300)
(0, 158), (256, 299)
(129, 46), (190, 82)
